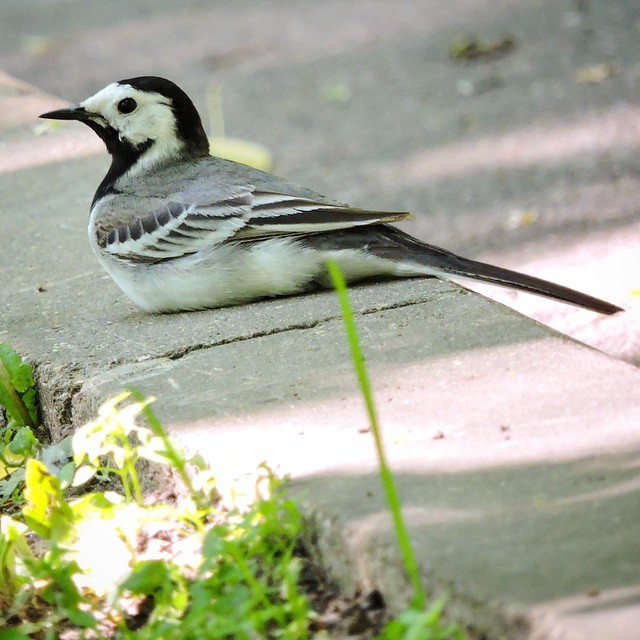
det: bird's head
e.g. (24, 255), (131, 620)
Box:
(40, 76), (210, 177)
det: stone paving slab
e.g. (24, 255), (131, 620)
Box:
(74, 299), (640, 638)
(3, 0), (639, 365)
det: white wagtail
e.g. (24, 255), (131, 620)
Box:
(41, 76), (622, 315)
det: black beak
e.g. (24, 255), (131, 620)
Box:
(39, 105), (95, 122)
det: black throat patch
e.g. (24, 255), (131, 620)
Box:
(88, 120), (153, 206)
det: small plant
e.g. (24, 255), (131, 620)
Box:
(0, 343), (41, 505)
(0, 343), (39, 433)
(0, 393), (313, 639)
(377, 600), (465, 640)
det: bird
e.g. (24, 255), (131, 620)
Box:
(40, 76), (622, 315)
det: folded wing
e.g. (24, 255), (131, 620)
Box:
(101, 188), (412, 262)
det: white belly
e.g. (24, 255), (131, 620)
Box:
(90, 234), (409, 313)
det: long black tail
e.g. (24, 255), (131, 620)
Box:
(383, 226), (622, 314)
(309, 225), (623, 315)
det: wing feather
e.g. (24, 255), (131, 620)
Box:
(101, 187), (411, 263)
(237, 190), (411, 239)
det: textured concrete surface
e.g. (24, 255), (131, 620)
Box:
(2, 1), (640, 638)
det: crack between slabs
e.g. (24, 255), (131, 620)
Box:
(163, 317), (327, 362)
(99, 285), (460, 370)
(159, 291), (458, 363)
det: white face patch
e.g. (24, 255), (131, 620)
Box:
(80, 82), (184, 164)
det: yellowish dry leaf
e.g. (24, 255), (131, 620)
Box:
(209, 136), (273, 172)
(507, 210), (538, 230)
(0, 446), (25, 479)
(575, 63), (618, 84)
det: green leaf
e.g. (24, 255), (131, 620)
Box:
(65, 607), (98, 628)
(0, 629), (32, 640)
(57, 461), (76, 486)
(0, 344), (34, 393)
(120, 560), (172, 595)
(0, 515), (33, 594)
(0, 343), (38, 428)
(22, 459), (74, 541)
(21, 387), (38, 425)
(189, 453), (207, 470)
(376, 600), (464, 640)
(0, 469), (25, 501)
(7, 427), (36, 457)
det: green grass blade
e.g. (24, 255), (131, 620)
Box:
(326, 260), (426, 610)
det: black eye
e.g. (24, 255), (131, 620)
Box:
(117, 97), (137, 114)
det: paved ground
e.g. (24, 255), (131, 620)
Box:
(3, 0), (639, 362)
(1, 1), (640, 638)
